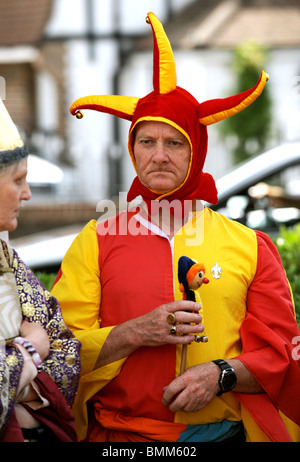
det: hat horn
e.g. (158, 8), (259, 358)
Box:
(146, 12), (176, 94)
(198, 70), (269, 126)
(69, 94), (139, 121)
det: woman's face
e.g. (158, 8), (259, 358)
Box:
(0, 158), (31, 232)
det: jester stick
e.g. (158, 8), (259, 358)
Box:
(178, 256), (209, 375)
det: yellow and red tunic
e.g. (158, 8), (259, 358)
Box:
(52, 207), (300, 442)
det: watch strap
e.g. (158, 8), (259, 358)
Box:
(213, 359), (229, 369)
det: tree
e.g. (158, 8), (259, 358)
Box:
(219, 41), (273, 164)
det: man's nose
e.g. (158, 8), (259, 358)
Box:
(152, 142), (168, 162)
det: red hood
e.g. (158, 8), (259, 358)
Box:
(127, 87), (218, 205)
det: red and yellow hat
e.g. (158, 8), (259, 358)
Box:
(70, 12), (268, 205)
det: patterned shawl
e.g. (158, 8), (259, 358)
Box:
(0, 239), (81, 439)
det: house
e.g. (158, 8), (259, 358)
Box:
(120, 0), (300, 184)
(1, 0), (299, 237)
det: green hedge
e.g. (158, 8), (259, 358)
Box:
(34, 271), (57, 293)
(273, 223), (300, 325)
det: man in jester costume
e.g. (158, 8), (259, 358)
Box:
(52, 13), (300, 442)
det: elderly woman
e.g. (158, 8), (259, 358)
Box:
(0, 98), (81, 442)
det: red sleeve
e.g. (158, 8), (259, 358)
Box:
(236, 230), (300, 425)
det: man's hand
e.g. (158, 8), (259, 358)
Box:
(162, 358), (264, 413)
(132, 300), (204, 348)
(162, 362), (219, 413)
(94, 300), (204, 370)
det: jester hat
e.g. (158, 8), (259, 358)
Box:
(0, 98), (28, 166)
(70, 12), (268, 205)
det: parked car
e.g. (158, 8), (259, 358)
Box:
(11, 142), (300, 272)
(10, 225), (81, 272)
(207, 141), (300, 234)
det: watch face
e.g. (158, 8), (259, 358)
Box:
(213, 360), (237, 395)
(221, 368), (237, 391)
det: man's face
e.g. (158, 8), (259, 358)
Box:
(133, 121), (191, 194)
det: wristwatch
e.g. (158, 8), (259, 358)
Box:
(213, 359), (237, 396)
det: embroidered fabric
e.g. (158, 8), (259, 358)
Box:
(0, 243), (22, 341)
(0, 238), (81, 440)
(0, 241), (23, 432)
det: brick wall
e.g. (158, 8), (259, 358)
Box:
(10, 202), (101, 238)
(0, 63), (36, 134)
(0, 0), (53, 46)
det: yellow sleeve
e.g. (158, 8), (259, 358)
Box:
(51, 219), (126, 439)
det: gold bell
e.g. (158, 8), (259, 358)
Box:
(75, 111), (83, 119)
(194, 334), (208, 343)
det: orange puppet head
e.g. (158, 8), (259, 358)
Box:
(178, 256), (209, 301)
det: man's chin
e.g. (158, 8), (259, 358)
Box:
(146, 180), (176, 195)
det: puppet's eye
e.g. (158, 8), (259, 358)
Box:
(199, 271), (203, 278)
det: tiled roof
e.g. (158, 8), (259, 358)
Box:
(206, 7), (300, 48)
(0, 0), (53, 46)
(136, 0), (300, 50)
